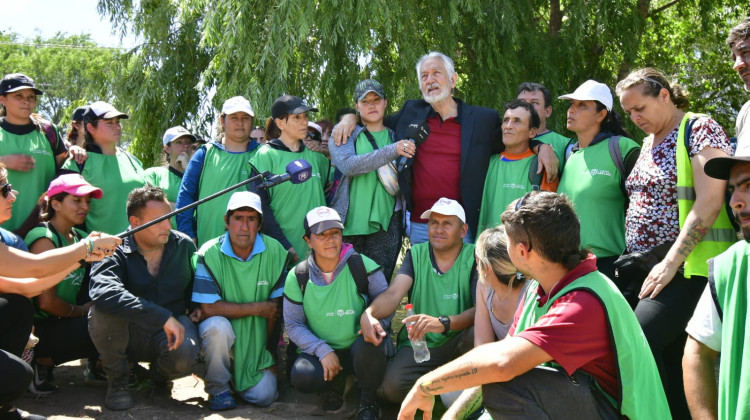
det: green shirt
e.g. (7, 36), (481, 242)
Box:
(144, 166), (182, 229)
(535, 130), (571, 168)
(283, 255), (380, 350)
(196, 234), (287, 391)
(557, 137), (639, 257)
(0, 126), (57, 231)
(250, 144), (330, 257)
(25, 225), (88, 319)
(344, 129), (396, 235)
(478, 153), (536, 234)
(63, 149), (147, 235)
(400, 242), (475, 349)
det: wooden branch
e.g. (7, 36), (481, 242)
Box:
(651, 0), (680, 17)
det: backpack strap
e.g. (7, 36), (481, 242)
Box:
(361, 129), (381, 151)
(707, 259), (723, 322)
(528, 155), (542, 191)
(607, 136), (629, 203)
(40, 122), (58, 152)
(198, 254), (224, 299)
(346, 252), (370, 300)
(295, 260), (310, 296)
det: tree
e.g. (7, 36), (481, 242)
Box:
(0, 32), (125, 129)
(97, 0), (748, 167)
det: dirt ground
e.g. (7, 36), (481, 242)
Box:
(21, 355), (404, 420)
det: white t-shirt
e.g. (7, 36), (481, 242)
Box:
(685, 284), (723, 352)
(736, 99), (750, 155)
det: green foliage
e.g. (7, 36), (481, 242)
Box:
(89, 0), (750, 165)
(0, 32), (124, 127)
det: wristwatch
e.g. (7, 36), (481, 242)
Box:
(439, 316), (451, 335)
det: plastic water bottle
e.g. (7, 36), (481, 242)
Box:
(404, 304), (430, 363)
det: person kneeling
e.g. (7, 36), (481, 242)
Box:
(284, 207), (391, 420)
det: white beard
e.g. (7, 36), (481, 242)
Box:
(423, 85), (451, 104)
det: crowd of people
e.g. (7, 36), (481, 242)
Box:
(0, 16), (749, 420)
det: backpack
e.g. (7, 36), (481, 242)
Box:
(40, 122), (60, 152)
(294, 252), (370, 301)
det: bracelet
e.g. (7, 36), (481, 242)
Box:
(85, 238), (94, 256)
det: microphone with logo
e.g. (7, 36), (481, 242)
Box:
(395, 122), (430, 172)
(258, 159), (313, 190)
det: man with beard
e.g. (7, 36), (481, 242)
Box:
(728, 17), (750, 152)
(683, 148), (750, 420)
(334, 52), (559, 244)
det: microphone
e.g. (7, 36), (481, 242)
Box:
(395, 122), (430, 172)
(258, 159), (313, 190)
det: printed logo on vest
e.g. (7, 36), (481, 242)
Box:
(326, 308), (356, 317)
(582, 168), (612, 177)
(502, 183), (526, 190)
(442, 293), (459, 300)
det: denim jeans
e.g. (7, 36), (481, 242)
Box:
(198, 316), (278, 406)
(88, 305), (199, 386)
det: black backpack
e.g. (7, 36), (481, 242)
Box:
(294, 252), (370, 301)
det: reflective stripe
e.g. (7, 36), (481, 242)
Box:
(705, 228), (737, 243)
(676, 186), (696, 201)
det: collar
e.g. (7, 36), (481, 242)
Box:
(426, 97), (464, 124)
(266, 138), (306, 152)
(219, 231), (265, 262)
(120, 230), (177, 254)
(168, 165), (184, 179)
(209, 139), (259, 153)
(535, 254), (598, 306)
(535, 130), (562, 140)
(84, 143), (104, 154)
(427, 242), (465, 275)
(570, 131), (615, 153)
(0, 117), (37, 135)
(500, 149), (534, 161)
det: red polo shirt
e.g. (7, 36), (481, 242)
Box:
(411, 113), (462, 222)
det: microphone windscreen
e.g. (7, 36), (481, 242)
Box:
(405, 122), (430, 145)
(287, 159), (313, 184)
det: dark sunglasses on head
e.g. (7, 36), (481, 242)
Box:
(307, 131), (322, 142)
(1, 183), (12, 199)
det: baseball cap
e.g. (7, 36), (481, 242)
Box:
(420, 197), (466, 223)
(304, 206), (344, 235)
(82, 101), (129, 121)
(308, 121), (322, 134)
(354, 79), (386, 102)
(558, 80), (613, 111)
(221, 96), (255, 117)
(0, 73), (43, 95)
(271, 95), (318, 119)
(71, 106), (88, 121)
(226, 191), (262, 215)
(704, 147), (750, 180)
(162, 126), (197, 146)
(47, 173), (103, 199)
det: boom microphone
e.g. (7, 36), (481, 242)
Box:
(258, 159), (313, 190)
(395, 122), (430, 172)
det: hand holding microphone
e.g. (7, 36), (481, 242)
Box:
(396, 122), (430, 172)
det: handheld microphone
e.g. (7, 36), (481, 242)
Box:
(395, 122), (430, 172)
(258, 159), (313, 190)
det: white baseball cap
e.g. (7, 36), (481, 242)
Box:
(308, 121), (322, 134)
(558, 80), (613, 111)
(162, 126), (197, 146)
(221, 96), (255, 117)
(304, 206), (344, 235)
(420, 197), (466, 223)
(226, 191), (262, 215)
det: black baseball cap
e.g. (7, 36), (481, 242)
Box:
(354, 79), (386, 102)
(0, 73), (43, 95)
(82, 101), (129, 122)
(271, 95), (318, 119)
(704, 150), (750, 180)
(71, 106), (88, 121)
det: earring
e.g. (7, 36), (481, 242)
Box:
(516, 272), (523, 280)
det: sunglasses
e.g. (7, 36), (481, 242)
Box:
(1, 183), (12, 199)
(514, 193), (533, 252)
(306, 131), (322, 142)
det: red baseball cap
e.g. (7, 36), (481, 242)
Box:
(47, 174), (103, 199)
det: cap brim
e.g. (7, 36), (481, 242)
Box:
(289, 105), (318, 115)
(357, 89), (385, 101)
(101, 111), (129, 119)
(71, 185), (103, 199)
(166, 134), (197, 145)
(309, 220), (344, 235)
(704, 156), (750, 180)
(4, 86), (43, 95)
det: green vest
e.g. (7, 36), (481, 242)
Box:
(558, 137), (639, 257)
(144, 166), (181, 229)
(196, 143), (257, 247)
(25, 225), (88, 319)
(196, 234), (287, 391)
(283, 254), (380, 350)
(249, 144), (329, 257)
(676, 112), (736, 278)
(0, 126), (57, 231)
(343, 130), (395, 236)
(63, 150), (147, 235)
(709, 241), (750, 420)
(401, 242), (475, 349)
(514, 271), (671, 420)
(478, 154), (536, 234)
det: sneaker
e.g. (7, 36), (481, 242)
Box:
(208, 391), (237, 411)
(149, 378), (173, 398)
(3, 407), (47, 420)
(322, 375), (353, 414)
(355, 402), (381, 420)
(104, 382), (134, 411)
(83, 362), (107, 387)
(28, 363), (57, 395)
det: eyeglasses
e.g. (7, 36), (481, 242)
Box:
(514, 193), (533, 252)
(1, 183), (12, 199)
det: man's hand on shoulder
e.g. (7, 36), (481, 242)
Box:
(163, 316), (185, 351)
(536, 143), (559, 182)
(331, 114), (357, 146)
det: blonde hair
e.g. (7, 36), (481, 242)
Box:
(475, 225), (523, 288)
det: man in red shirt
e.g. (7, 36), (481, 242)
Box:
(397, 192), (669, 420)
